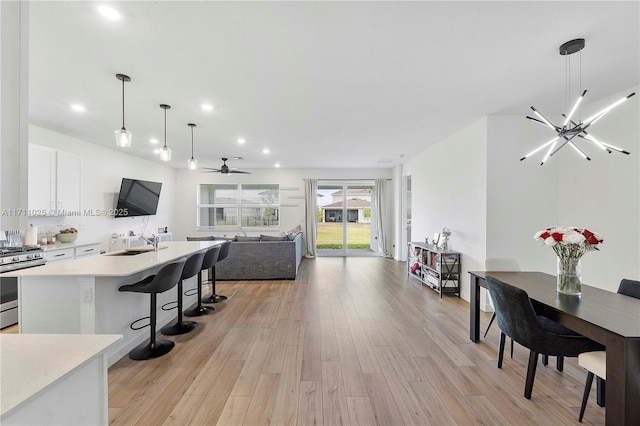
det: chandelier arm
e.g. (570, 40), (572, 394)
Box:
(520, 136), (559, 161)
(531, 106), (561, 131)
(567, 141), (591, 161)
(540, 139), (559, 165)
(579, 134), (611, 153)
(599, 141), (630, 155)
(583, 93), (636, 125)
(526, 116), (550, 127)
(562, 90), (587, 129)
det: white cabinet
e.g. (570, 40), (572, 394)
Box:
(28, 144), (81, 215)
(43, 242), (101, 263)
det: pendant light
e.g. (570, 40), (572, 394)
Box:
(187, 123), (198, 170)
(522, 38), (635, 165)
(115, 74), (132, 147)
(159, 104), (172, 161)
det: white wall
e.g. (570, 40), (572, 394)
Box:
(404, 117), (488, 300)
(27, 125), (176, 251)
(408, 85), (639, 305)
(172, 167), (394, 244)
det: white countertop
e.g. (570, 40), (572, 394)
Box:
(0, 334), (122, 417)
(39, 240), (101, 252)
(5, 241), (220, 277)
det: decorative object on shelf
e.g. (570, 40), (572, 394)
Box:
(534, 226), (603, 295)
(439, 227), (451, 250)
(187, 123), (198, 170)
(159, 104), (172, 161)
(202, 157), (251, 174)
(115, 74), (132, 148)
(522, 38), (635, 165)
(431, 233), (440, 246)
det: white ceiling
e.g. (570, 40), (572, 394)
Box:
(28, 1), (640, 171)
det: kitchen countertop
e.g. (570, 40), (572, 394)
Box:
(0, 333), (122, 417)
(4, 241), (220, 277)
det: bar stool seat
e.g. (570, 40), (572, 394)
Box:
(118, 258), (186, 360)
(161, 251), (205, 336)
(184, 244), (221, 317)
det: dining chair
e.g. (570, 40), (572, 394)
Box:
(578, 278), (640, 422)
(485, 275), (604, 399)
(484, 258), (520, 359)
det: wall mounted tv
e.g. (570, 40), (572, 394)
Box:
(115, 178), (162, 218)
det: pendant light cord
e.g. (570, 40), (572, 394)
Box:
(163, 108), (167, 149)
(191, 126), (195, 157)
(121, 78), (126, 128)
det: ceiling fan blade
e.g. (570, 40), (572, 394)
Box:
(229, 170), (251, 174)
(201, 168), (222, 173)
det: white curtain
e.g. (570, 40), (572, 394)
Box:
(304, 179), (318, 258)
(374, 179), (391, 257)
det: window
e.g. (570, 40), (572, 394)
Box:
(198, 183), (280, 230)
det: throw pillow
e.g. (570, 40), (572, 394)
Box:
(213, 236), (236, 241)
(186, 236), (214, 241)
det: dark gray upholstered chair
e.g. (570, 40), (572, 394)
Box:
(184, 245), (221, 317)
(484, 259), (520, 358)
(118, 257), (186, 360)
(578, 278), (640, 422)
(161, 251), (205, 335)
(485, 275), (604, 399)
(203, 240), (231, 303)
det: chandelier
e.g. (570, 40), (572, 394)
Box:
(521, 38), (635, 165)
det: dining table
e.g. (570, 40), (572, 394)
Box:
(469, 271), (640, 426)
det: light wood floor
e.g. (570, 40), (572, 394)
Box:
(107, 257), (605, 425)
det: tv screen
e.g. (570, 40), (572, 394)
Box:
(115, 178), (162, 217)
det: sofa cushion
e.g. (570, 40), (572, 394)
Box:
(260, 234), (288, 241)
(214, 236), (236, 241)
(235, 236), (261, 242)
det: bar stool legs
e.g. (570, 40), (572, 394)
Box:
(203, 265), (227, 303)
(130, 292), (174, 360)
(161, 278), (198, 335)
(184, 271), (214, 316)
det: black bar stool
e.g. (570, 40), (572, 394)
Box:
(118, 257), (187, 360)
(184, 245), (221, 317)
(203, 240), (231, 304)
(160, 251), (205, 335)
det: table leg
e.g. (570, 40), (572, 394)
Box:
(470, 274), (481, 342)
(605, 335), (640, 425)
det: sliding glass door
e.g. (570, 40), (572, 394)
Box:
(316, 181), (378, 256)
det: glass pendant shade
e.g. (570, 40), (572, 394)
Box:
(115, 74), (131, 148)
(159, 104), (171, 162)
(187, 157), (198, 170)
(160, 146), (172, 161)
(115, 128), (132, 147)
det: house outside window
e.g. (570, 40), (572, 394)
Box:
(198, 183), (280, 229)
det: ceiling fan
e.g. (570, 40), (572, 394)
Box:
(202, 158), (251, 174)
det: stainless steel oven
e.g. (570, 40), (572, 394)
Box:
(0, 246), (46, 329)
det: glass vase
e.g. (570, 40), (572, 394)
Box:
(557, 256), (582, 295)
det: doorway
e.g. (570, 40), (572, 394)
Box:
(316, 181), (377, 256)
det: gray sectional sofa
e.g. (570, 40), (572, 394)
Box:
(214, 232), (304, 280)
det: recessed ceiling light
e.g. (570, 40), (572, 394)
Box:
(149, 138), (159, 144)
(97, 6), (121, 20)
(70, 104), (85, 112)
(201, 104), (214, 111)
(237, 138), (246, 144)
(275, 163), (281, 168)
(262, 148), (270, 154)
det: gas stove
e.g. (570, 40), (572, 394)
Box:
(0, 246), (46, 273)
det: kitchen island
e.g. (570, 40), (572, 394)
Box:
(5, 241), (220, 366)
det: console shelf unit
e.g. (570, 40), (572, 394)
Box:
(407, 242), (461, 297)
